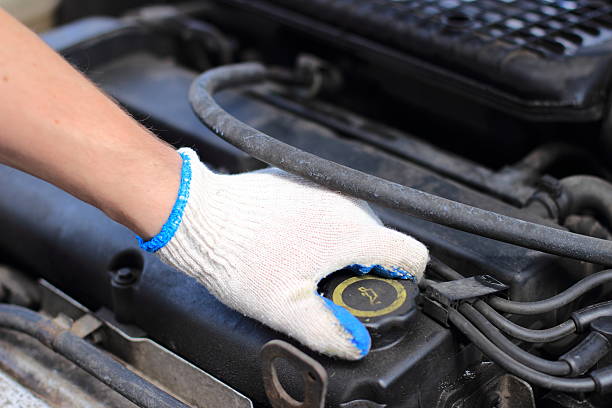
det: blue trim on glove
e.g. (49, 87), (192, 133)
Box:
(137, 151), (193, 252)
(321, 297), (371, 358)
(347, 264), (416, 281)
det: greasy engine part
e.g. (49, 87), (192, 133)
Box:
(38, 279), (253, 408)
(0, 327), (138, 408)
(2, 6), (612, 408)
(0, 303), (190, 408)
(0, 270), (253, 408)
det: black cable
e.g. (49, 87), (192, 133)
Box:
(414, 245), (577, 345)
(427, 257), (465, 281)
(488, 269), (612, 315)
(515, 143), (611, 179)
(561, 176), (612, 228)
(448, 308), (596, 392)
(474, 300), (576, 343)
(460, 303), (571, 376)
(426, 255), (595, 343)
(188, 63), (612, 267)
(0, 304), (189, 408)
(572, 300), (612, 332)
(426, 258), (578, 343)
(248, 90), (529, 206)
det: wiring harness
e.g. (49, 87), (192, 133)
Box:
(423, 267), (612, 393)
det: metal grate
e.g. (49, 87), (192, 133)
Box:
(269, 0), (612, 57)
(427, 0), (612, 56)
(242, 0), (612, 119)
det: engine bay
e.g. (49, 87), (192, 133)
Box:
(3, 1), (612, 407)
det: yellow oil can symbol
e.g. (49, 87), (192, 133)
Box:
(333, 276), (407, 318)
(358, 286), (381, 305)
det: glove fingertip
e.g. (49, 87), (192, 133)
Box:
(347, 263), (373, 276)
(347, 264), (416, 281)
(321, 297), (371, 359)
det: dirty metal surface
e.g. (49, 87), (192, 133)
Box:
(261, 340), (327, 408)
(0, 369), (52, 408)
(100, 308), (253, 408)
(497, 375), (536, 408)
(0, 328), (137, 408)
(40, 279), (253, 408)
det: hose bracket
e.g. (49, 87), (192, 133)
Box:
(422, 275), (508, 327)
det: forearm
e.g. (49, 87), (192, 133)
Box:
(0, 9), (181, 238)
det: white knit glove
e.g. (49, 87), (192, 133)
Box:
(139, 148), (429, 360)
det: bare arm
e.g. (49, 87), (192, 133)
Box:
(0, 9), (181, 238)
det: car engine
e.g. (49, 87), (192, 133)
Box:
(2, 1), (612, 407)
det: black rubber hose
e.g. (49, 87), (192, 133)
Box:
(425, 262), (576, 343)
(427, 257), (464, 281)
(448, 308), (596, 392)
(0, 304), (189, 408)
(561, 176), (612, 228)
(488, 269), (612, 315)
(460, 303), (571, 376)
(188, 63), (612, 267)
(515, 144), (606, 176)
(572, 300), (612, 332)
(475, 300), (576, 342)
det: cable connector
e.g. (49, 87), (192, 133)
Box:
(560, 332), (611, 376)
(570, 318), (612, 384)
(572, 301), (612, 332)
(591, 366), (612, 394)
(422, 275), (508, 326)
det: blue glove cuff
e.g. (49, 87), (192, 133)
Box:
(136, 151), (193, 252)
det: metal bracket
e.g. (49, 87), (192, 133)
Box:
(39, 279), (253, 408)
(70, 314), (103, 339)
(261, 340), (328, 408)
(496, 375), (536, 408)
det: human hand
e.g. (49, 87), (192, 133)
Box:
(140, 148), (429, 360)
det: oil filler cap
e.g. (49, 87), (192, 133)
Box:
(320, 270), (419, 333)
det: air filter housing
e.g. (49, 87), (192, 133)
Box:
(224, 0), (612, 123)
